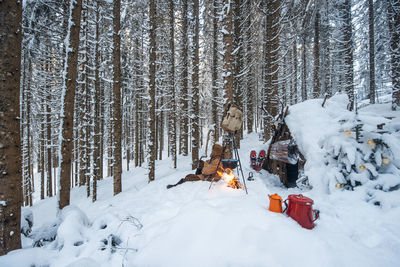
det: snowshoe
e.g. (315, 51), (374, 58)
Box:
(255, 150), (266, 171)
(250, 150), (257, 170)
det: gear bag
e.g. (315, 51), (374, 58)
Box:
(221, 104), (243, 133)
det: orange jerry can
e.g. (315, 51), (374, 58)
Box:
(268, 194), (283, 213)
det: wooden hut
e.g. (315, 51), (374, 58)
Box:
(262, 107), (306, 187)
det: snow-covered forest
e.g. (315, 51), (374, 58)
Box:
(0, 0), (399, 266)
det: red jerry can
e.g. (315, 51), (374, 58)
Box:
(284, 194), (319, 230)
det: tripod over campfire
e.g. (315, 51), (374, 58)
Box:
(209, 104), (248, 194)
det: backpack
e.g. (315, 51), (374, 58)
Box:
(221, 104), (243, 133)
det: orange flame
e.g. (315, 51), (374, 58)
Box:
(218, 167), (242, 189)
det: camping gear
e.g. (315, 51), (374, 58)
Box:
(268, 194), (283, 213)
(256, 150), (266, 171)
(269, 140), (298, 164)
(221, 159), (238, 169)
(247, 172), (254, 181)
(209, 132), (248, 194)
(284, 194), (319, 229)
(221, 104), (243, 133)
(250, 150), (266, 171)
(250, 150), (257, 170)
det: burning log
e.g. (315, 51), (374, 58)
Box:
(218, 167), (243, 189)
(227, 177), (243, 189)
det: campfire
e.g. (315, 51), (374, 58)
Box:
(217, 167), (243, 189)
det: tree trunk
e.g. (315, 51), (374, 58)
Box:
(368, 0), (375, 104)
(92, 0), (101, 202)
(40, 96), (45, 200)
(343, 0), (354, 109)
(246, 0), (254, 133)
(113, 0), (122, 194)
(180, 0), (189, 156)
(293, 38), (298, 104)
(0, 0), (23, 255)
(85, 68), (90, 198)
(222, 0), (233, 105)
(148, 0), (157, 182)
(264, 0), (280, 141)
(99, 69), (104, 179)
(46, 63), (53, 198)
(302, 34), (307, 101)
(233, 0), (242, 147)
(192, 0), (200, 170)
(169, 0), (177, 169)
(25, 60), (33, 206)
(313, 11), (320, 99)
(387, 0), (400, 110)
(59, 0), (83, 210)
(212, 0), (220, 142)
(135, 37), (140, 168)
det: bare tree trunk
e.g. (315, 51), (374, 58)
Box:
(192, 0), (200, 170)
(59, 0), (83, 210)
(343, 0), (354, 109)
(135, 37), (140, 168)
(221, 0), (234, 157)
(313, 11), (320, 99)
(246, 0), (254, 133)
(169, 0), (177, 169)
(222, 0), (233, 104)
(40, 96), (45, 199)
(148, 0), (157, 182)
(302, 34), (307, 101)
(46, 64), (53, 197)
(25, 60), (33, 206)
(158, 100), (163, 161)
(264, 0), (281, 141)
(85, 72), (90, 198)
(180, 0), (189, 156)
(233, 0), (242, 147)
(293, 38), (298, 104)
(113, 0), (122, 194)
(387, 0), (400, 110)
(212, 0), (220, 142)
(92, 0), (101, 202)
(0, 0), (23, 254)
(368, 0), (375, 104)
(99, 67), (105, 179)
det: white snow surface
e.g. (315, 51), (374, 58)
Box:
(1, 98), (400, 267)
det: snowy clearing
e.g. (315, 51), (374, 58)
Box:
(1, 96), (400, 267)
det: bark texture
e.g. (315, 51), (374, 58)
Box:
(192, 0), (200, 170)
(148, 0), (156, 182)
(264, 0), (281, 141)
(387, 0), (400, 110)
(113, 0), (122, 194)
(0, 0), (23, 255)
(59, 0), (83, 210)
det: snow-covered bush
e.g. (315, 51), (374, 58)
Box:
(286, 93), (400, 207)
(31, 222), (59, 247)
(55, 205), (90, 249)
(324, 126), (399, 191)
(21, 207), (33, 237)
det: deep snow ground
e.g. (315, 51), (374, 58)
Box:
(1, 133), (400, 267)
